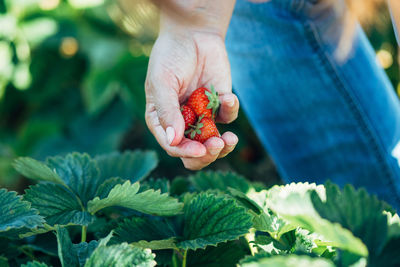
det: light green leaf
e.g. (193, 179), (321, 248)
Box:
(311, 182), (390, 258)
(21, 261), (49, 267)
(85, 238), (156, 267)
(130, 239), (177, 250)
(0, 188), (44, 238)
(95, 177), (125, 199)
(113, 217), (176, 248)
(178, 193), (253, 250)
(46, 153), (101, 204)
(190, 171), (251, 193)
(267, 183), (368, 257)
(241, 255), (335, 267)
(24, 183), (94, 226)
(95, 150), (158, 183)
(385, 211), (400, 239)
(230, 189), (295, 239)
(87, 181), (183, 216)
(13, 157), (64, 184)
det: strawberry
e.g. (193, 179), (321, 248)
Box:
(186, 116), (220, 143)
(181, 105), (197, 130)
(187, 86), (220, 120)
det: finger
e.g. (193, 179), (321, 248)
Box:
(218, 132), (238, 159)
(145, 104), (207, 158)
(216, 93), (239, 124)
(181, 137), (224, 170)
(146, 77), (185, 147)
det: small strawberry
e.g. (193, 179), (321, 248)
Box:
(186, 115), (220, 144)
(187, 86), (220, 120)
(181, 105), (197, 130)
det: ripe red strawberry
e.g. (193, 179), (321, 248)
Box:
(186, 116), (220, 143)
(181, 105), (197, 130)
(187, 86), (220, 120)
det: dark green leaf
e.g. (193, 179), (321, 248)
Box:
(187, 239), (250, 267)
(140, 178), (169, 194)
(24, 183), (94, 226)
(241, 255), (335, 267)
(0, 188), (44, 238)
(95, 150), (158, 183)
(21, 261), (49, 267)
(190, 171), (251, 193)
(178, 193), (253, 250)
(56, 226), (99, 267)
(46, 153), (101, 204)
(113, 217), (176, 247)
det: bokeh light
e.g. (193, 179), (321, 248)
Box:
(376, 49), (393, 69)
(59, 37), (79, 58)
(39, 0), (60, 11)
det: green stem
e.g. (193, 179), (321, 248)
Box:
(81, 225), (87, 243)
(182, 250), (188, 267)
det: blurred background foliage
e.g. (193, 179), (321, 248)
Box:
(0, 0), (398, 190)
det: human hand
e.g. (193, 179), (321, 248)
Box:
(145, 29), (239, 170)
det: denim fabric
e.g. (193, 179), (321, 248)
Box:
(226, 0), (400, 210)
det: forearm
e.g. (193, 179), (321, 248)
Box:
(158, 0), (236, 38)
(388, 0), (400, 45)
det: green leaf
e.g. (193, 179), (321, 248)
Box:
(95, 150), (158, 183)
(140, 178), (169, 194)
(0, 256), (8, 267)
(190, 171), (251, 193)
(130, 239), (177, 250)
(84, 233), (156, 267)
(385, 211), (400, 239)
(46, 153), (101, 204)
(113, 217), (176, 248)
(57, 226), (79, 267)
(178, 193), (253, 250)
(267, 183), (368, 257)
(24, 183), (94, 226)
(56, 226), (99, 267)
(95, 177), (125, 199)
(230, 189), (296, 239)
(241, 255), (335, 267)
(187, 239), (250, 267)
(311, 182), (389, 258)
(21, 261), (49, 267)
(0, 188), (44, 238)
(13, 157), (64, 184)
(87, 181), (183, 216)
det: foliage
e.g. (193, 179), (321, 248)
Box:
(0, 151), (398, 266)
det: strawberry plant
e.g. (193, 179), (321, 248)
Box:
(0, 150), (399, 266)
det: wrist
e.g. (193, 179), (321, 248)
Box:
(158, 0), (235, 39)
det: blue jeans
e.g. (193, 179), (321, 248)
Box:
(226, 0), (400, 210)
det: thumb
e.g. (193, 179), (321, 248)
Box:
(155, 87), (185, 146)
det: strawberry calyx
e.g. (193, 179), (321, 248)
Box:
(185, 115), (205, 139)
(205, 85), (220, 119)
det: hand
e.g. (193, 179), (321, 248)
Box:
(145, 29), (239, 170)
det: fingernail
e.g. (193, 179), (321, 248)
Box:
(225, 95), (235, 107)
(166, 127), (175, 145)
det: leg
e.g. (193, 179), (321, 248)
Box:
(226, 0), (400, 210)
